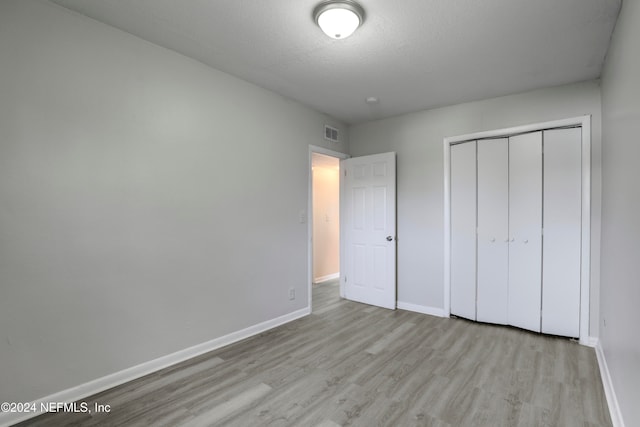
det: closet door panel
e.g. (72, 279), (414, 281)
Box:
(450, 141), (477, 320)
(508, 132), (543, 332)
(477, 138), (509, 324)
(542, 128), (582, 337)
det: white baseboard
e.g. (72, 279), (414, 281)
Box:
(313, 273), (339, 284)
(595, 340), (626, 427)
(0, 307), (311, 427)
(397, 301), (446, 317)
(582, 336), (599, 347)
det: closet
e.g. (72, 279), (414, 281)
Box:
(449, 125), (584, 338)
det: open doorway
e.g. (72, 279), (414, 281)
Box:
(312, 153), (340, 283)
(308, 146), (349, 312)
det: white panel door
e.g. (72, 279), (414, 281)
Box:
(477, 138), (509, 324)
(542, 128), (582, 337)
(342, 152), (396, 309)
(508, 132), (543, 332)
(450, 142), (477, 320)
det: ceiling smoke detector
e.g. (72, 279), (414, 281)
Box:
(313, 0), (365, 39)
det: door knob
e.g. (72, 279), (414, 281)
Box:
(490, 238), (496, 243)
(510, 238), (515, 242)
(524, 239), (529, 244)
(386, 236), (393, 241)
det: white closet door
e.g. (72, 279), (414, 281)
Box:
(450, 141), (477, 320)
(542, 128), (582, 337)
(477, 138), (509, 324)
(508, 132), (542, 332)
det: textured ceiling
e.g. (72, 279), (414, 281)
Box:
(48, 0), (620, 124)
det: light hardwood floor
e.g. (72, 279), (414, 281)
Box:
(18, 280), (612, 426)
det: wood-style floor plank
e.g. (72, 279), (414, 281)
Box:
(15, 280), (612, 426)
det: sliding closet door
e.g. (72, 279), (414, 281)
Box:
(476, 138), (509, 324)
(508, 132), (542, 332)
(450, 141), (477, 320)
(542, 128), (582, 337)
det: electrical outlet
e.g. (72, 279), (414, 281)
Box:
(288, 288), (296, 300)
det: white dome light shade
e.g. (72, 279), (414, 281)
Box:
(313, 1), (365, 39)
(317, 8), (360, 39)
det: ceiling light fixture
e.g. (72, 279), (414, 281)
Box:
(313, 0), (365, 40)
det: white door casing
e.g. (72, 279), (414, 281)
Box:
(342, 152), (396, 309)
(444, 116), (591, 344)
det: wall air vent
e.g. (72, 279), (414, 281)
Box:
(324, 125), (340, 143)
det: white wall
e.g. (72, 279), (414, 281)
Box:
(0, 0), (347, 404)
(349, 81), (602, 335)
(600, 0), (640, 423)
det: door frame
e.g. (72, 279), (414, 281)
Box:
(443, 115), (592, 344)
(308, 145), (350, 311)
